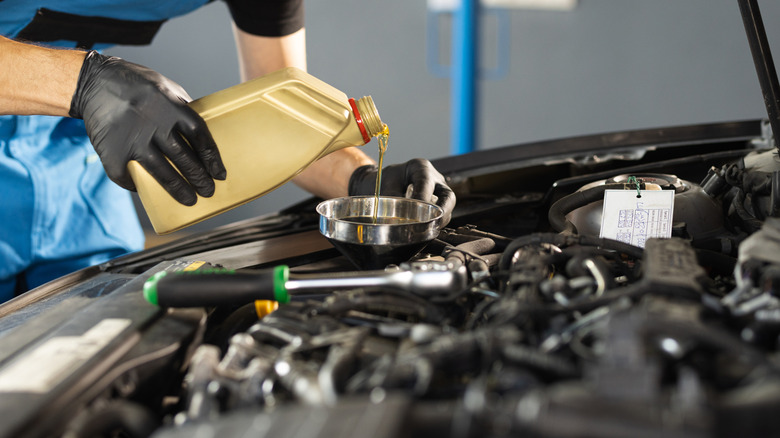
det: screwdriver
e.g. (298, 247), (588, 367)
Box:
(143, 262), (467, 308)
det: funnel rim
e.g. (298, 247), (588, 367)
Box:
(317, 195), (443, 223)
(316, 195), (443, 246)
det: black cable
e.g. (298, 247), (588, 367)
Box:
(497, 233), (643, 273)
(485, 283), (646, 326)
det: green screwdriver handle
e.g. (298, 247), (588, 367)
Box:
(143, 266), (290, 307)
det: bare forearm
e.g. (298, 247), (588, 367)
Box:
(0, 36), (85, 116)
(294, 147), (375, 199)
(232, 25), (375, 199)
(232, 25), (307, 80)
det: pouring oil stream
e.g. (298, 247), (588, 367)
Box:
(372, 124), (390, 222)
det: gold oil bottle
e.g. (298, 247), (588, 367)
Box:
(128, 67), (384, 234)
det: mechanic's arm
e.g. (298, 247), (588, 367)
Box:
(0, 35), (226, 206)
(0, 35), (84, 116)
(232, 25), (373, 200)
(233, 26), (456, 224)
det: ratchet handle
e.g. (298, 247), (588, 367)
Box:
(143, 266), (290, 308)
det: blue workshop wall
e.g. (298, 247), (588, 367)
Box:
(106, 0), (780, 238)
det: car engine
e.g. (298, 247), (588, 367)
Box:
(1, 119), (778, 438)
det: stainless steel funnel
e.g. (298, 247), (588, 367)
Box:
(316, 196), (443, 269)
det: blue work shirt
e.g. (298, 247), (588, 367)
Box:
(0, 0), (211, 300)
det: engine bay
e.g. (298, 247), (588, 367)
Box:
(0, 119), (778, 438)
(156, 123), (780, 438)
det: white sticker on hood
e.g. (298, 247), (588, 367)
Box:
(0, 318), (132, 393)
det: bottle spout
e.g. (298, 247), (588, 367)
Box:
(351, 96), (384, 143)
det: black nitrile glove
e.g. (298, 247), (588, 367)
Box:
(349, 158), (456, 225)
(69, 51), (226, 206)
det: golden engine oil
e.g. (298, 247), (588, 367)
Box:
(372, 124), (390, 222)
(128, 67), (384, 234)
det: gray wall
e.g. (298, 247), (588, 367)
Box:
(107, 0), (780, 238)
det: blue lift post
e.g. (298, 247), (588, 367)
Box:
(452, 0), (479, 155)
(427, 0), (509, 155)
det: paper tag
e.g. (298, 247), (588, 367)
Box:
(599, 190), (675, 248)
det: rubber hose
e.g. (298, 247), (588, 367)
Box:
(444, 237), (496, 266)
(695, 248), (737, 277)
(501, 343), (580, 378)
(498, 233), (643, 273)
(771, 171), (780, 216)
(323, 291), (446, 323)
(548, 183), (628, 233)
(62, 401), (159, 438)
(437, 230), (491, 246)
(577, 235), (644, 259)
(733, 189), (763, 232)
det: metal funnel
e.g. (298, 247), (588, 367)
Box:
(316, 196), (443, 270)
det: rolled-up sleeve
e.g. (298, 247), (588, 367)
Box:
(224, 0), (304, 37)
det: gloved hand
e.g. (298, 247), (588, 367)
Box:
(69, 51), (226, 206)
(349, 158), (456, 225)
